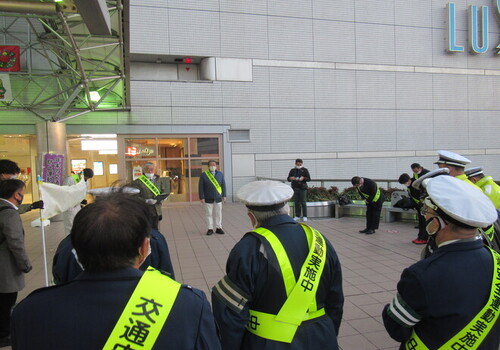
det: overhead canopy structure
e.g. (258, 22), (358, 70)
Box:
(0, 0), (128, 122)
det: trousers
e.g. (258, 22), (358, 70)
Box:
(204, 202), (222, 229)
(366, 201), (383, 230)
(293, 189), (308, 217)
(0, 292), (17, 338)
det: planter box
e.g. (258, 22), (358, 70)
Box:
(289, 201), (335, 218)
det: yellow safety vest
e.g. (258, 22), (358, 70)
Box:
(405, 248), (500, 350)
(455, 174), (479, 189)
(204, 170), (222, 195)
(476, 176), (500, 210)
(360, 187), (381, 203)
(71, 174), (82, 183)
(138, 174), (160, 197)
(246, 224), (327, 343)
(103, 267), (181, 349)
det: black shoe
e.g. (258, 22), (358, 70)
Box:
(365, 229), (375, 234)
(359, 228), (370, 233)
(0, 336), (11, 348)
(215, 228), (225, 235)
(206, 229), (214, 236)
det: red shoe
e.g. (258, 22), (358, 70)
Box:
(412, 239), (427, 245)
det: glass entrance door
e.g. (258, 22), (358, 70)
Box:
(122, 135), (222, 203)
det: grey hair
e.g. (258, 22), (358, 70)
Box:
(249, 203), (290, 226)
(143, 162), (155, 169)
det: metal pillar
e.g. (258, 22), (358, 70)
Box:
(36, 121), (68, 183)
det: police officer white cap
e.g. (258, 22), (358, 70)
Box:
(237, 180), (293, 211)
(434, 150), (471, 168)
(464, 167), (484, 178)
(412, 168), (450, 190)
(422, 175), (497, 228)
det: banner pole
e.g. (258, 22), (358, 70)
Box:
(37, 176), (49, 287)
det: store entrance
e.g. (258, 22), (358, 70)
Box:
(121, 135), (222, 203)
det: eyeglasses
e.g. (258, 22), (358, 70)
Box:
(420, 197), (438, 217)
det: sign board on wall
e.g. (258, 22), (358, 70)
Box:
(447, 1), (500, 54)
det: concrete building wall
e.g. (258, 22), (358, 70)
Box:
(125, 0), (500, 195)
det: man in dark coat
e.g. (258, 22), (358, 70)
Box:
(383, 176), (500, 349)
(0, 159), (43, 214)
(287, 158), (311, 222)
(133, 162), (170, 230)
(351, 176), (385, 234)
(212, 181), (343, 350)
(11, 192), (220, 350)
(199, 160), (226, 235)
(398, 173), (428, 244)
(0, 180), (32, 348)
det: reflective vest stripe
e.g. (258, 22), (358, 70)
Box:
(103, 267), (181, 350)
(204, 170), (222, 195)
(252, 227), (296, 295)
(138, 175), (160, 196)
(481, 225), (495, 242)
(360, 187), (381, 203)
(246, 224), (327, 343)
(405, 248), (500, 350)
(212, 275), (249, 312)
(275, 224), (325, 323)
(247, 308), (326, 343)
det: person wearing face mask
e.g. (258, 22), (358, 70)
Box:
(11, 192), (221, 350)
(0, 179), (32, 348)
(0, 159), (44, 215)
(62, 167), (94, 235)
(382, 175), (500, 349)
(212, 180), (343, 350)
(133, 162), (170, 230)
(287, 159), (311, 222)
(398, 173), (428, 245)
(199, 160), (226, 235)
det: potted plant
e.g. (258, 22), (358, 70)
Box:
(289, 186), (339, 218)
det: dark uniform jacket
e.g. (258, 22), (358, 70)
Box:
(357, 177), (384, 204)
(412, 168), (430, 181)
(287, 167), (311, 190)
(52, 229), (175, 284)
(383, 239), (500, 349)
(212, 214), (344, 350)
(11, 268), (221, 350)
(198, 170), (226, 203)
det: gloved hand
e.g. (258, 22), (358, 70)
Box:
(30, 200), (44, 210)
(145, 199), (157, 205)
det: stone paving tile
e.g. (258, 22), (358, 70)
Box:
(17, 202), (424, 350)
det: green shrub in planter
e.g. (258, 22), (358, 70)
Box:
(305, 186), (339, 202)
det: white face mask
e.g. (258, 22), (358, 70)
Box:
(9, 174), (18, 179)
(209, 166), (216, 172)
(425, 216), (445, 235)
(145, 173), (155, 179)
(295, 165), (302, 169)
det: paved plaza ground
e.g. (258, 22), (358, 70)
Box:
(16, 202), (425, 350)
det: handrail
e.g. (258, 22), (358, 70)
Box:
(256, 177), (404, 190)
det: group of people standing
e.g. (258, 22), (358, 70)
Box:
(1, 153), (499, 349)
